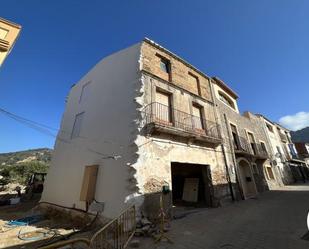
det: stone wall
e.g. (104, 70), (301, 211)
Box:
(141, 41), (213, 103)
(212, 80), (282, 193)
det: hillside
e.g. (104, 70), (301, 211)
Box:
(0, 148), (52, 167)
(0, 148), (52, 185)
(291, 127), (309, 143)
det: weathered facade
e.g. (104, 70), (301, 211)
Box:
(258, 116), (308, 183)
(0, 17), (21, 67)
(294, 142), (309, 167)
(211, 78), (282, 200)
(42, 38), (303, 220)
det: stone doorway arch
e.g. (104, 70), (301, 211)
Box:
(237, 158), (258, 199)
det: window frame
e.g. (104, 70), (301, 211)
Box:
(230, 122), (241, 150)
(192, 102), (205, 130)
(79, 81), (92, 104)
(188, 72), (201, 96)
(71, 112), (85, 139)
(155, 88), (173, 124)
(266, 123), (274, 133)
(218, 90), (236, 110)
(260, 141), (268, 153)
(246, 130), (257, 155)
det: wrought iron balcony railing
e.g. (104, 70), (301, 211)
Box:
(233, 136), (268, 158)
(141, 102), (222, 143)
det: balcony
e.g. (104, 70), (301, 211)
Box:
(233, 136), (268, 159)
(279, 132), (288, 142)
(141, 102), (222, 144)
(0, 39), (9, 52)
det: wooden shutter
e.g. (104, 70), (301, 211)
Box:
(192, 105), (203, 129)
(80, 165), (98, 202)
(156, 91), (171, 122)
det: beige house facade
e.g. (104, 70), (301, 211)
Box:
(211, 78), (282, 200)
(42, 38), (305, 219)
(259, 116), (309, 183)
(42, 39), (234, 219)
(0, 17), (21, 67)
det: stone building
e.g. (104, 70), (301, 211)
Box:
(0, 17), (21, 67)
(42, 38), (299, 219)
(294, 142), (309, 166)
(257, 116), (308, 183)
(211, 78), (281, 200)
(42, 38), (231, 219)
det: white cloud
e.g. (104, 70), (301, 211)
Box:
(279, 112), (309, 131)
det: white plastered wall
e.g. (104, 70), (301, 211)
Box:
(41, 43), (143, 218)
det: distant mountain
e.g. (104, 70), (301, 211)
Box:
(291, 127), (309, 143)
(0, 148), (52, 167)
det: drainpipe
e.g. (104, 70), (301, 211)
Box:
(209, 79), (235, 201)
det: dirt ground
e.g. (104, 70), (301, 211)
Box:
(0, 194), (89, 249)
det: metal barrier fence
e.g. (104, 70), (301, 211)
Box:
(90, 205), (136, 249)
(38, 205), (136, 249)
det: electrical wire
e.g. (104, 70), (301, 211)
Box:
(0, 107), (124, 159)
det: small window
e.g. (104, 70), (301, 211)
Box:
(230, 124), (240, 150)
(79, 81), (91, 103)
(247, 132), (257, 155)
(159, 58), (170, 74)
(192, 104), (204, 130)
(155, 90), (172, 123)
(266, 123), (274, 133)
(188, 73), (201, 96)
(260, 142), (267, 153)
(285, 131), (292, 143)
(71, 112), (85, 139)
(218, 91), (235, 110)
(266, 167), (275, 180)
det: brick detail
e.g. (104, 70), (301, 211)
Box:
(141, 42), (213, 102)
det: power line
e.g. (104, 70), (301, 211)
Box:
(0, 107), (126, 147)
(0, 108), (58, 131)
(0, 107), (123, 159)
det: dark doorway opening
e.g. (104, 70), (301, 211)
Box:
(171, 162), (213, 207)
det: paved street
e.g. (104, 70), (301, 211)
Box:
(140, 183), (309, 249)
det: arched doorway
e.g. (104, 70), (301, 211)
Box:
(238, 159), (258, 199)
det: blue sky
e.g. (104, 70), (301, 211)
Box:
(0, 0), (308, 153)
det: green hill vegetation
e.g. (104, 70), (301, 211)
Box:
(0, 148), (52, 186)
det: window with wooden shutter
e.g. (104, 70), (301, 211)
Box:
(192, 104), (204, 130)
(155, 90), (172, 124)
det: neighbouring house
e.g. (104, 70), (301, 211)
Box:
(212, 77), (281, 200)
(42, 38), (230, 219)
(294, 142), (309, 169)
(258, 116), (308, 183)
(42, 38), (294, 220)
(0, 17), (21, 68)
